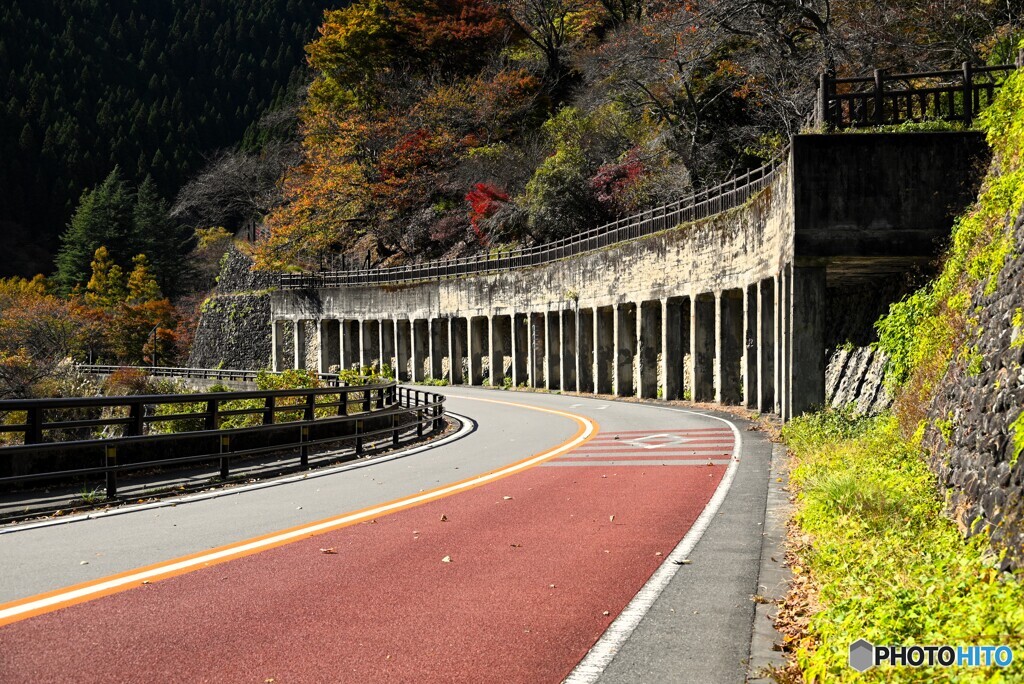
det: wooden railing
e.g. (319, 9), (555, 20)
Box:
(815, 61), (1018, 129)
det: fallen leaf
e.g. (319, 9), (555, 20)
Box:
(503, 496), (513, 500)
(440, 514), (448, 522)
(549, 584), (556, 588)
(441, 555), (452, 563)
(510, 543), (522, 548)
(602, 611), (610, 616)
(655, 552), (662, 556)
(609, 515), (615, 522)
(141, 581), (151, 585)
(80, 561), (89, 565)
(320, 548), (338, 554)
(672, 559), (692, 566)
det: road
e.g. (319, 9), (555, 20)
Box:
(0, 388), (773, 683)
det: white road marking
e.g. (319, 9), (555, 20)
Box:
(563, 407), (744, 684)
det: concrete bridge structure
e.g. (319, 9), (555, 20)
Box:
(271, 133), (988, 420)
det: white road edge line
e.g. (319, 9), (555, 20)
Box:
(1, 411), (476, 535)
(563, 407), (744, 684)
(0, 408), (594, 623)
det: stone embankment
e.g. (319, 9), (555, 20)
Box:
(188, 246), (274, 371)
(924, 206), (1024, 570)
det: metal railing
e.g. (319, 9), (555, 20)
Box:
(280, 151), (788, 289)
(0, 383), (445, 498)
(76, 364), (343, 385)
(815, 62), (1017, 129)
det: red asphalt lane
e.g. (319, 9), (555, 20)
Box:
(0, 429), (732, 683)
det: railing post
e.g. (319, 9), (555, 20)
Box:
(263, 395), (276, 425)
(963, 61), (973, 126)
(220, 435), (231, 479)
(362, 388), (371, 413)
(25, 406), (43, 444)
(105, 445), (117, 499)
(205, 399), (219, 431)
(129, 401), (144, 436)
(873, 69), (884, 125)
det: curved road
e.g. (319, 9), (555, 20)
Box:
(0, 389), (773, 683)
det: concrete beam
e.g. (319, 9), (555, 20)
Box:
(396, 319), (411, 381)
(693, 294), (716, 402)
(614, 303), (636, 397)
(545, 312), (560, 391)
(789, 266), (826, 417)
(639, 300), (661, 399)
(744, 284), (758, 409)
(560, 310), (577, 392)
(595, 307), (614, 394)
(512, 314), (528, 388)
(412, 319), (429, 382)
(758, 279), (775, 413)
(718, 289), (743, 405)
(577, 309), (594, 393)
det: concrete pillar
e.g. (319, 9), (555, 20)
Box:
(512, 314), (528, 387)
(449, 317), (466, 385)
(614, 303), (636, 396)
(271, 320), (285, 372)
(430, 318), (449, 382)
(758, 279), (776, 413)
(293, 320), (306, 370)
(469, 317), (487, 385)
(546, 311), (560, 391)
(577, 309), (594, 393)
(595, 307), (614, 394)
(380, 320), (396, 376)
(396, 319), (412, 381)
(693, 294), (716, 402)
(774, 274), (783, 415)
(489, 315), (509, 387)
(718, 290), (743, 405)
(744, 284), (758, 409)
(561, 310), (577, 392)
(529, 313), (545, 388)
(639, 301), (661, 399)
(789, 266), (826, 417)
(412, 319), (429, 382)
(319, 320), (341, 374)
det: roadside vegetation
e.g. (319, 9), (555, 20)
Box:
(777, 65), (1024, 682)
(780, 410), (1024, 682)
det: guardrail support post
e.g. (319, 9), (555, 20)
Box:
(129, 401), (144, 436)
(220, 435), (231, 479)
(362, 389), (371, 413)
(25, 406), (43, 444)
(105, 445), (117, 499)
(263, 396), (276, 425)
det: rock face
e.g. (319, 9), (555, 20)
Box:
(825, 346), (892, 415)
(188, 247), (274, 371)
(924, 207), (1024, 571)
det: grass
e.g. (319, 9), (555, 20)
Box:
(780, 409), (1024, 682)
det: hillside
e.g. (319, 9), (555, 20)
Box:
(0, 0), (342, 278)
(255, 0), (1021, 271)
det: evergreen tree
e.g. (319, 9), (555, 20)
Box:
(53, 168), (135, 293)
(134, 175), (191, 296)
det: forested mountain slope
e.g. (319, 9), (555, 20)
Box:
(0, 0), (340, 278)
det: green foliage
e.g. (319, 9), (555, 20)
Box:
(782, 411), (1024, 682)
(876, 69), (1024, 395)
(1011, 412), (1024, 468)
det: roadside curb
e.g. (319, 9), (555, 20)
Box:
(747, 441), (793, 681)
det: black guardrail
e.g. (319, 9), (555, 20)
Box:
(279, 150), (787, 289)
(0, 383), (445, 498)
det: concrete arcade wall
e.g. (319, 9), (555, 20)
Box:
(269, 132), (989, 419)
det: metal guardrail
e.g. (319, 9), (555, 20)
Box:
(76, 364), (342, 385)
(0, 383), (445, 498)
(279, 151), (787, 289)
(815, 62), (1017, 129)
